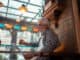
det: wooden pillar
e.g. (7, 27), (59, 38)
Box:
(71, 0), (80, 53)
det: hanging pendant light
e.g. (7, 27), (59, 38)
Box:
(18, 4), (28, 13)
(5, 23), (13, 29)
(21, 26), (27, 31)
(33, 26), (39, 32)
(0, 2), (4, 7)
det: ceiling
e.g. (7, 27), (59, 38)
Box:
(0, 0), (45, 23)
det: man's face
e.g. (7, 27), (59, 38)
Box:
(38, 24), (47, 32)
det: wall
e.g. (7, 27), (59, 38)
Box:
(53, 0), (77, 53)
(71, 0), (80, 53)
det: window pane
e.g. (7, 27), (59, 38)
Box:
(30, 0), (43, 6)
(9, 0), (25, 8)
(19, 0), (28, 2)
(32, 19), (38, 23)
(0, 30), (11, 45)
(7, 14), (19, 19)
(32, 33), (40, 42)
(8, 8), (21, 15)
(36, 14), (42, 19)
(17, 54), (25, 60)
(22, 12), (36, 17)
(0, 7), (7, 13)
(17, 31), (41, 45)
(0, 13), (6, 17)
(27, 5), (41, 12)
(17, 31), (32, 44)
(25, 18), (32, 22)
(0, 0), (8, 6)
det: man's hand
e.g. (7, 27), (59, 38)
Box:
(19, 40), (32, 46)
(23, 53), (34, 59)
(19, 40), (26, 45)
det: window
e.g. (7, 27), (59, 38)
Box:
(17, 31), (41, 51)
(0, 30), (11, 45)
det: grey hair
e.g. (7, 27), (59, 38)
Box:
(39, 17), (50, 26)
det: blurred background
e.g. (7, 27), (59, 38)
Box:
(0, 0), (80, 60)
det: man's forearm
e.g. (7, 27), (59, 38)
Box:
(23, 42), (38, 47)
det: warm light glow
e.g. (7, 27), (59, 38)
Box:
(18, 4), (28, 13)
(5, 24), (13, 29)
(21, 26), (27, 31)
(33, 27), (39, 32)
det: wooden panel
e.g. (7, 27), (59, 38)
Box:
(44, 0), (77, 53)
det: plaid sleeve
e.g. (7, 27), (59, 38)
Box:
(41, 30), (60, 52)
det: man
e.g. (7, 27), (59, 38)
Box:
(20, 17), (60, 60)
(35, 17), (60, 60)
